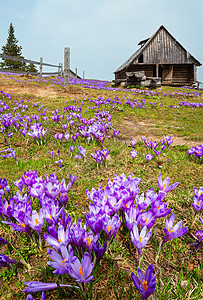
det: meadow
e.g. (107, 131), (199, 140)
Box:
(0, 73), (203, 300)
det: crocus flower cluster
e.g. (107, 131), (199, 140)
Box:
(0, 171), (78, 248)
(0, 148), (18, 164)
(188, 144), (203, 162)
(27, 123), (47, 144)
(142, 135), (172, 159)
(91, 148), (110, 167)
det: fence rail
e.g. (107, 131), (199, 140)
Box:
(0, 53), (61, 76)
(0, 48), (84, 81)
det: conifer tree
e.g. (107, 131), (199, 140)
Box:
(0, 23), (26, 70)
(26, 63), (38, 74)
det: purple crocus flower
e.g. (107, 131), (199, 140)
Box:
(69, 146), (74, 156)
(131, 150), (137, 162)
(44, 224), (69, 250)
(154, 149), (162, 157)
(157, 173), (179, 194)
(47, 244), (75, 275)
(131, 264), (156, 300)
(151, 199), (171, 219)
(22, 170), (37, 187)
(78, 146), (86, 158)
(125, 205), (139, 231)
(93, 241), (107, 262)
(72, 134), (78, 143)
(130, 223), (152, 264)
(0, 254), (17, 267)
(68, 252), (93, 283)
(113, 129), (120, 139)
(54, 133), (63, 141)
(191, 229), (203, 251)
(64, 133), (70, 142)
(138, 210), (156, 229)
(62, 124), (68, 131)
(74, 154), (81, 161)
(163, 135), (173, 146)
(28, 209), (44, 235)
(146, 153), (153, 164)
(0, 237), (8, 244)
(162, 213), (188, 245)
(131, 139), (136, 148)
(26, 292), (45, 300)
(13, 178), (24, 193)
(23, 282), (72, 293)
(82, 231), (99, 254)
(103, 214), (121, 241)
(55, 159), (63, 168)
(192, 187), (203, 214)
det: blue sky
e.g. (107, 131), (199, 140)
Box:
(0, 0), (202, 81)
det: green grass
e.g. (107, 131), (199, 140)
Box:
(0, 74), (202, 299)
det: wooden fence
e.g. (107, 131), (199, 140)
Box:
(0, 48), (85, 86)
(0, 53), (62, 77)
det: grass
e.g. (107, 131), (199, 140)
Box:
(0, 73), (203, 299)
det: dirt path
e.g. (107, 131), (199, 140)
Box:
(116, 119), (201, 147)
(0, 82), (85, 99)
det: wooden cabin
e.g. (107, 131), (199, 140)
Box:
(114, 25), (201, 86)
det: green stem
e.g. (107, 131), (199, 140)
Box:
(7, 230), (31, 269)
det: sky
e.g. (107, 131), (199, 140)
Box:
(0, 0), (203, 82)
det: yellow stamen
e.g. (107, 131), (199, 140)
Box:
(197, 201), (200, 206)
(63, 193), (65, 197)
(61, 259), (65, 266)
(162, 184), (166, 191)
(168, 228), (174, 234)
(35, 218), (39, 225)
(50, 215), (53, 220)
(197, 233), (201, 239)
(107, 226), (112, 233)
(79, 267), (84, 275)
(158, 205), (161, 209)
(126, 204), (129, 208)
(86, 237), (91, 247)
(58, 239), (61, 244)
(139, 236), (142, 242)
(142, 280), (149, 291)
(21, 222), (25, 228)
(145, 218), (148, 223)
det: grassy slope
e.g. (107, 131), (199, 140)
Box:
(0, 74), (203, 299)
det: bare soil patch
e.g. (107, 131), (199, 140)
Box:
(116, 119), (201, 147)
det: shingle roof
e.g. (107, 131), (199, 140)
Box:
(114, 25), (201, 73)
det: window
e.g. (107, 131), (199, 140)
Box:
(138, 54), (143, 63)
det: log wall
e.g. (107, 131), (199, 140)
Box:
(133, 27), (193, 65)
(172, 64), (194, 85)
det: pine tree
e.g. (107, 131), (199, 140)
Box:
(25, 63), (38, 74)
(0, 23), (26, 70)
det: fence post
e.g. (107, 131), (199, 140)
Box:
(40, 57), (43, 77)
(75, 68), (77, 78)
(83, 71), (85, 79)
(64, 47), (70, 86)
